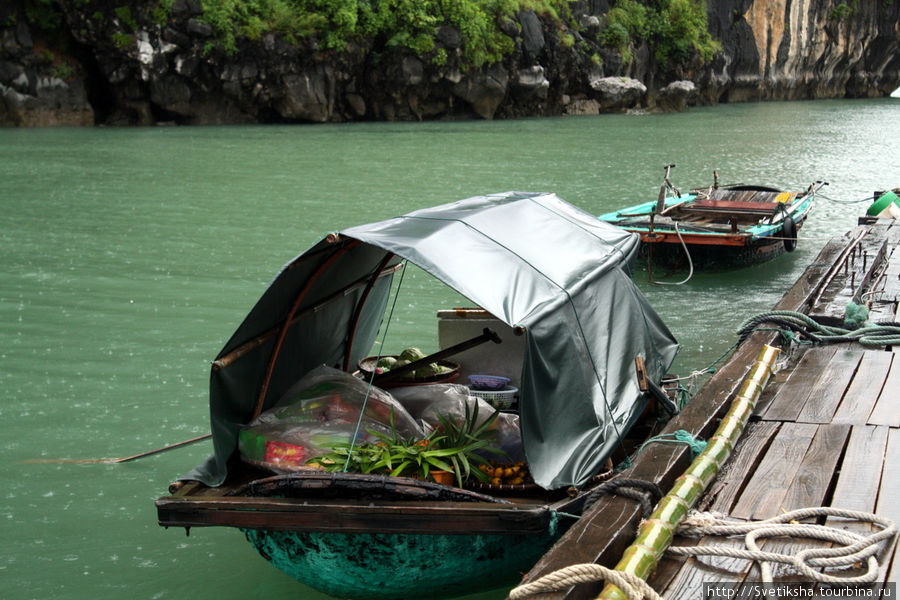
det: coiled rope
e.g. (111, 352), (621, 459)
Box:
(672, 507), (897, 584)
(508, 507), (896, 600)
(737, 309), (900, 348)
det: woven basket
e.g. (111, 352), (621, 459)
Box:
(469, 386), (518, 409)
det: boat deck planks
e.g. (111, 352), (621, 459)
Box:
(757, 346), (837, 422)
(829, 425), (890, 519)
(729, 422), (818, 520)
(795, 349), (862, 424)
(830, 351), (893, 424)
(517, 217), (900, 600)
(877, 430), (900, 585)
(868, 359), (900, 426)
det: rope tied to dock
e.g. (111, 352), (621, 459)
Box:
(673, 507), (897, 585)
(616, 430), (708, 471)
(507, 563), (663, 600)
(582, 478), (664, 516)
(641, 430), (707, 457)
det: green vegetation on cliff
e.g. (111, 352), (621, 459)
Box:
(603, 0), (720, 65)
(17, 0), (719, 69)
(197, 0), (718, 67)
(199, 0), (571, 67)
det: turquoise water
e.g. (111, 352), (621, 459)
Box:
(2, 99), (899, 599)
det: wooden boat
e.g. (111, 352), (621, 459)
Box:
(155, 192), (680, 599)
(598, 166), (826, 269)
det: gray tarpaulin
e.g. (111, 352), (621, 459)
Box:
(185, 192), (679, 489)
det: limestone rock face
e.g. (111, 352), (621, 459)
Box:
(1, 0), (898, 126)
(656, 80), (697, 112)
(589, 75), (647, 111)
(0, 6), (92, 126)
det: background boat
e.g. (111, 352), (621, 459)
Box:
(598, 168), (824, 270)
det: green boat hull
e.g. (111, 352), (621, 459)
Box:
(243, 515), (562, 600)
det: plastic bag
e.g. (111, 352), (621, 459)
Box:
(390, 383), (471, 421)
(391, 383), (524, 462)
(239, 365), (424, 472)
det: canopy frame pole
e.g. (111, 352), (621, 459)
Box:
(212, 263), (402, 372)
(342, 252), (396, 372)
(252, 241), (359, 420)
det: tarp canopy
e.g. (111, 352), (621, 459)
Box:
(185, 192), (679, 490)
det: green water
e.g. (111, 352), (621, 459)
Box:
(2, 99), (899, 600)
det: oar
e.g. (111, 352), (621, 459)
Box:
(22, 433), (212, 464)
(372, 327), (502, 384)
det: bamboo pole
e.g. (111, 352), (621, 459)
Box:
(596, 344), (781, 600)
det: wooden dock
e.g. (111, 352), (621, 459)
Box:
(516, 217), (900, 600)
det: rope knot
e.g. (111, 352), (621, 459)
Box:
(582, 478), (663, 516)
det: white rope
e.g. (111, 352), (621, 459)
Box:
(673, 507), (897, 584)
(507, 563), (664, 600)
(506, 507), (896, 600)
(650, 221), (694, 286)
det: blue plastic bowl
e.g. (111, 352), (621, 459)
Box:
(467, 375), (510, 391)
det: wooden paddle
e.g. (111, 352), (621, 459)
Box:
(22, 433), (211, 464)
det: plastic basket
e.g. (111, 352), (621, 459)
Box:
(469, 386), (518, 409)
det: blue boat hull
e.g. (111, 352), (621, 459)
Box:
(243, 517), (562, 600)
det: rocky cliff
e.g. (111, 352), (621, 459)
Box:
(1, 0), (898, 127)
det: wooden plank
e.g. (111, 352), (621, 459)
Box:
(759, 347), (836, 421)
(808, 426), (891, 586)
(653, 540), (748, 600)
(868, 356), (900, 426)
(779, 424), (850, 512)
(791, 235), (864, 314)
(730, 423), (819, 520)
(795, 349), (863, 423)
(877, 428), (900, 585)
(879, 267), (900, 301)
(751, 425), (852, 583)
(692, 199), (780, 211)
(868, 301), (898, 324)
(698, 421), (781, 513)
(156, 496), (552, 534)
(830, 426), (889, 515)
(831, 351), (893, 425)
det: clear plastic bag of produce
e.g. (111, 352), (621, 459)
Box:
(391, 383), (524, 461)
(238, 365), (424, 472)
